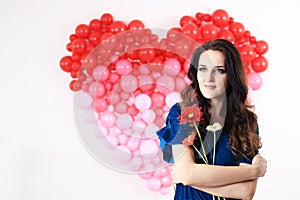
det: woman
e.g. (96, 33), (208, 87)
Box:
(156, 39), (267, 200)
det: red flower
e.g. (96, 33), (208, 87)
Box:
(182, 133), (196, 147)
(178, 104), (204, 124)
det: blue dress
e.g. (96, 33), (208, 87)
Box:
(156, 103), (256, 200)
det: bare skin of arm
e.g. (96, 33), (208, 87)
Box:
(172, 145), (266, 199)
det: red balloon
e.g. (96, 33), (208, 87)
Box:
(100, 13), (113, 25)
(137, 45), (156, 63)
(201, 24), (218, 41)
(255, 40), (269, 55)
(181, 23), (199, 40)
(211, 9), (229, 28)
(179, 16), (195, 27)
(251, 56), (268, 73)
(89, 19), (101, 31)
(60, 56), (73, 72)
(240, 44), (257, 62)
(69, 80), (82, 91)
(128, 19), (145, 30)
(88, 31), (102, 46)
(167, 28), (181, 43)
(75, 24), (90, 39)
(229, 22), (245, 39)
(100, 32), (118, 50)
(110, 21), (127, 34)
(71, 38), (86, 54)
(218, 30), (234, 42)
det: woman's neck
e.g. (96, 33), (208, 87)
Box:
(210, 96), (226, 125)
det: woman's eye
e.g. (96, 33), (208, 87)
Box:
(198, 67), (207, 72)
(215, 68), (226, 74)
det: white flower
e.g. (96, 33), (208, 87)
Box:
(206, 122), (222, 132)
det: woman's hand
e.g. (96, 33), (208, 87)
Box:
(252, 154), (267, 177)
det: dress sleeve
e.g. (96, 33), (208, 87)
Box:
(156, 103), (192, 164)
(239, 124), (260, 164)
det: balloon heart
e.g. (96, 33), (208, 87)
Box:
(59, 10), (269, 195)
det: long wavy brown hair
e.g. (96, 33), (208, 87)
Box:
(180, 39), (261, 160)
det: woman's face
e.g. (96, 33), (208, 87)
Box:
(197, 50), (227, 100)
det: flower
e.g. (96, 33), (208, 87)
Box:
(178, 104), (204, 124)
(206, 122), (222, 132)
(206, 122), (223, 165)
(178, 104), (208, 164)
(182, 132), (196, 147)
(179, 106), (224, 200)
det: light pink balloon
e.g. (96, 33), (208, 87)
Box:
(144, 124), (159, 138)
(115, 59), (133, 75)
(120, 74), (138, 93)
(147, 177), (162, 191)
(100, 111), (116, 128)
(139, 140), (158, 158)
(163, 58), (181, 76)
(74, 91), (93, 109)
(115, 145), (132, 164)
(115, 102), (128, 114)
(139, 64), (151, 74)
(156, 75), (175, 94)
(160, 176), (172, 187)
(139, 75), (154, 91)
(139, 172), (152, 180)
(247, 72), (263, 91)
(105, 134), (119, 148)
(116, 113), (133, 130)
(142, 109), (156, 123)
(160, 187), (170, 195)
(128, 156), (143, 171)
(118, 133), (129, 145)
(175, 77), (187, 91)
(92, 65), (110, 81)
(127, 137), (141, 151)
(134, 94), (152, 111)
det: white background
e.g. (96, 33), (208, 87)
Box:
(1, 0), (299, 199)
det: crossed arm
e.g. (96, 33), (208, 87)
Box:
(171, 145), (267, 200)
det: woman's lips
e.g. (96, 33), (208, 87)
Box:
(205, 85), (216, 90)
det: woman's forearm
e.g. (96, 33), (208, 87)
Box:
(190, 179), (258, 200)
(172, 145), (261, 187)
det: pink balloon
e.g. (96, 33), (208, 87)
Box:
(115, 59), (133, 75)
(92, 65), (110, 81)
(163, 58), (181, 76)
(247, 72), (263, 91)
(105, 134), (119, 148)
(151, 92), (165, 106)
(88, 82), (106, 98)
(120, 74), (138, 93)
(147, 177), (162, 191)
(175, 77), (187, 91)
(142, 109), (156, 123)
(93, 98), (108, 112)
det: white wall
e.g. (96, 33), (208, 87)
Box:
(0, 0), (299, 199)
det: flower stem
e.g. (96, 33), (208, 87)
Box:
(213, 131), (216, 165)
(193, 122), (209, 164)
